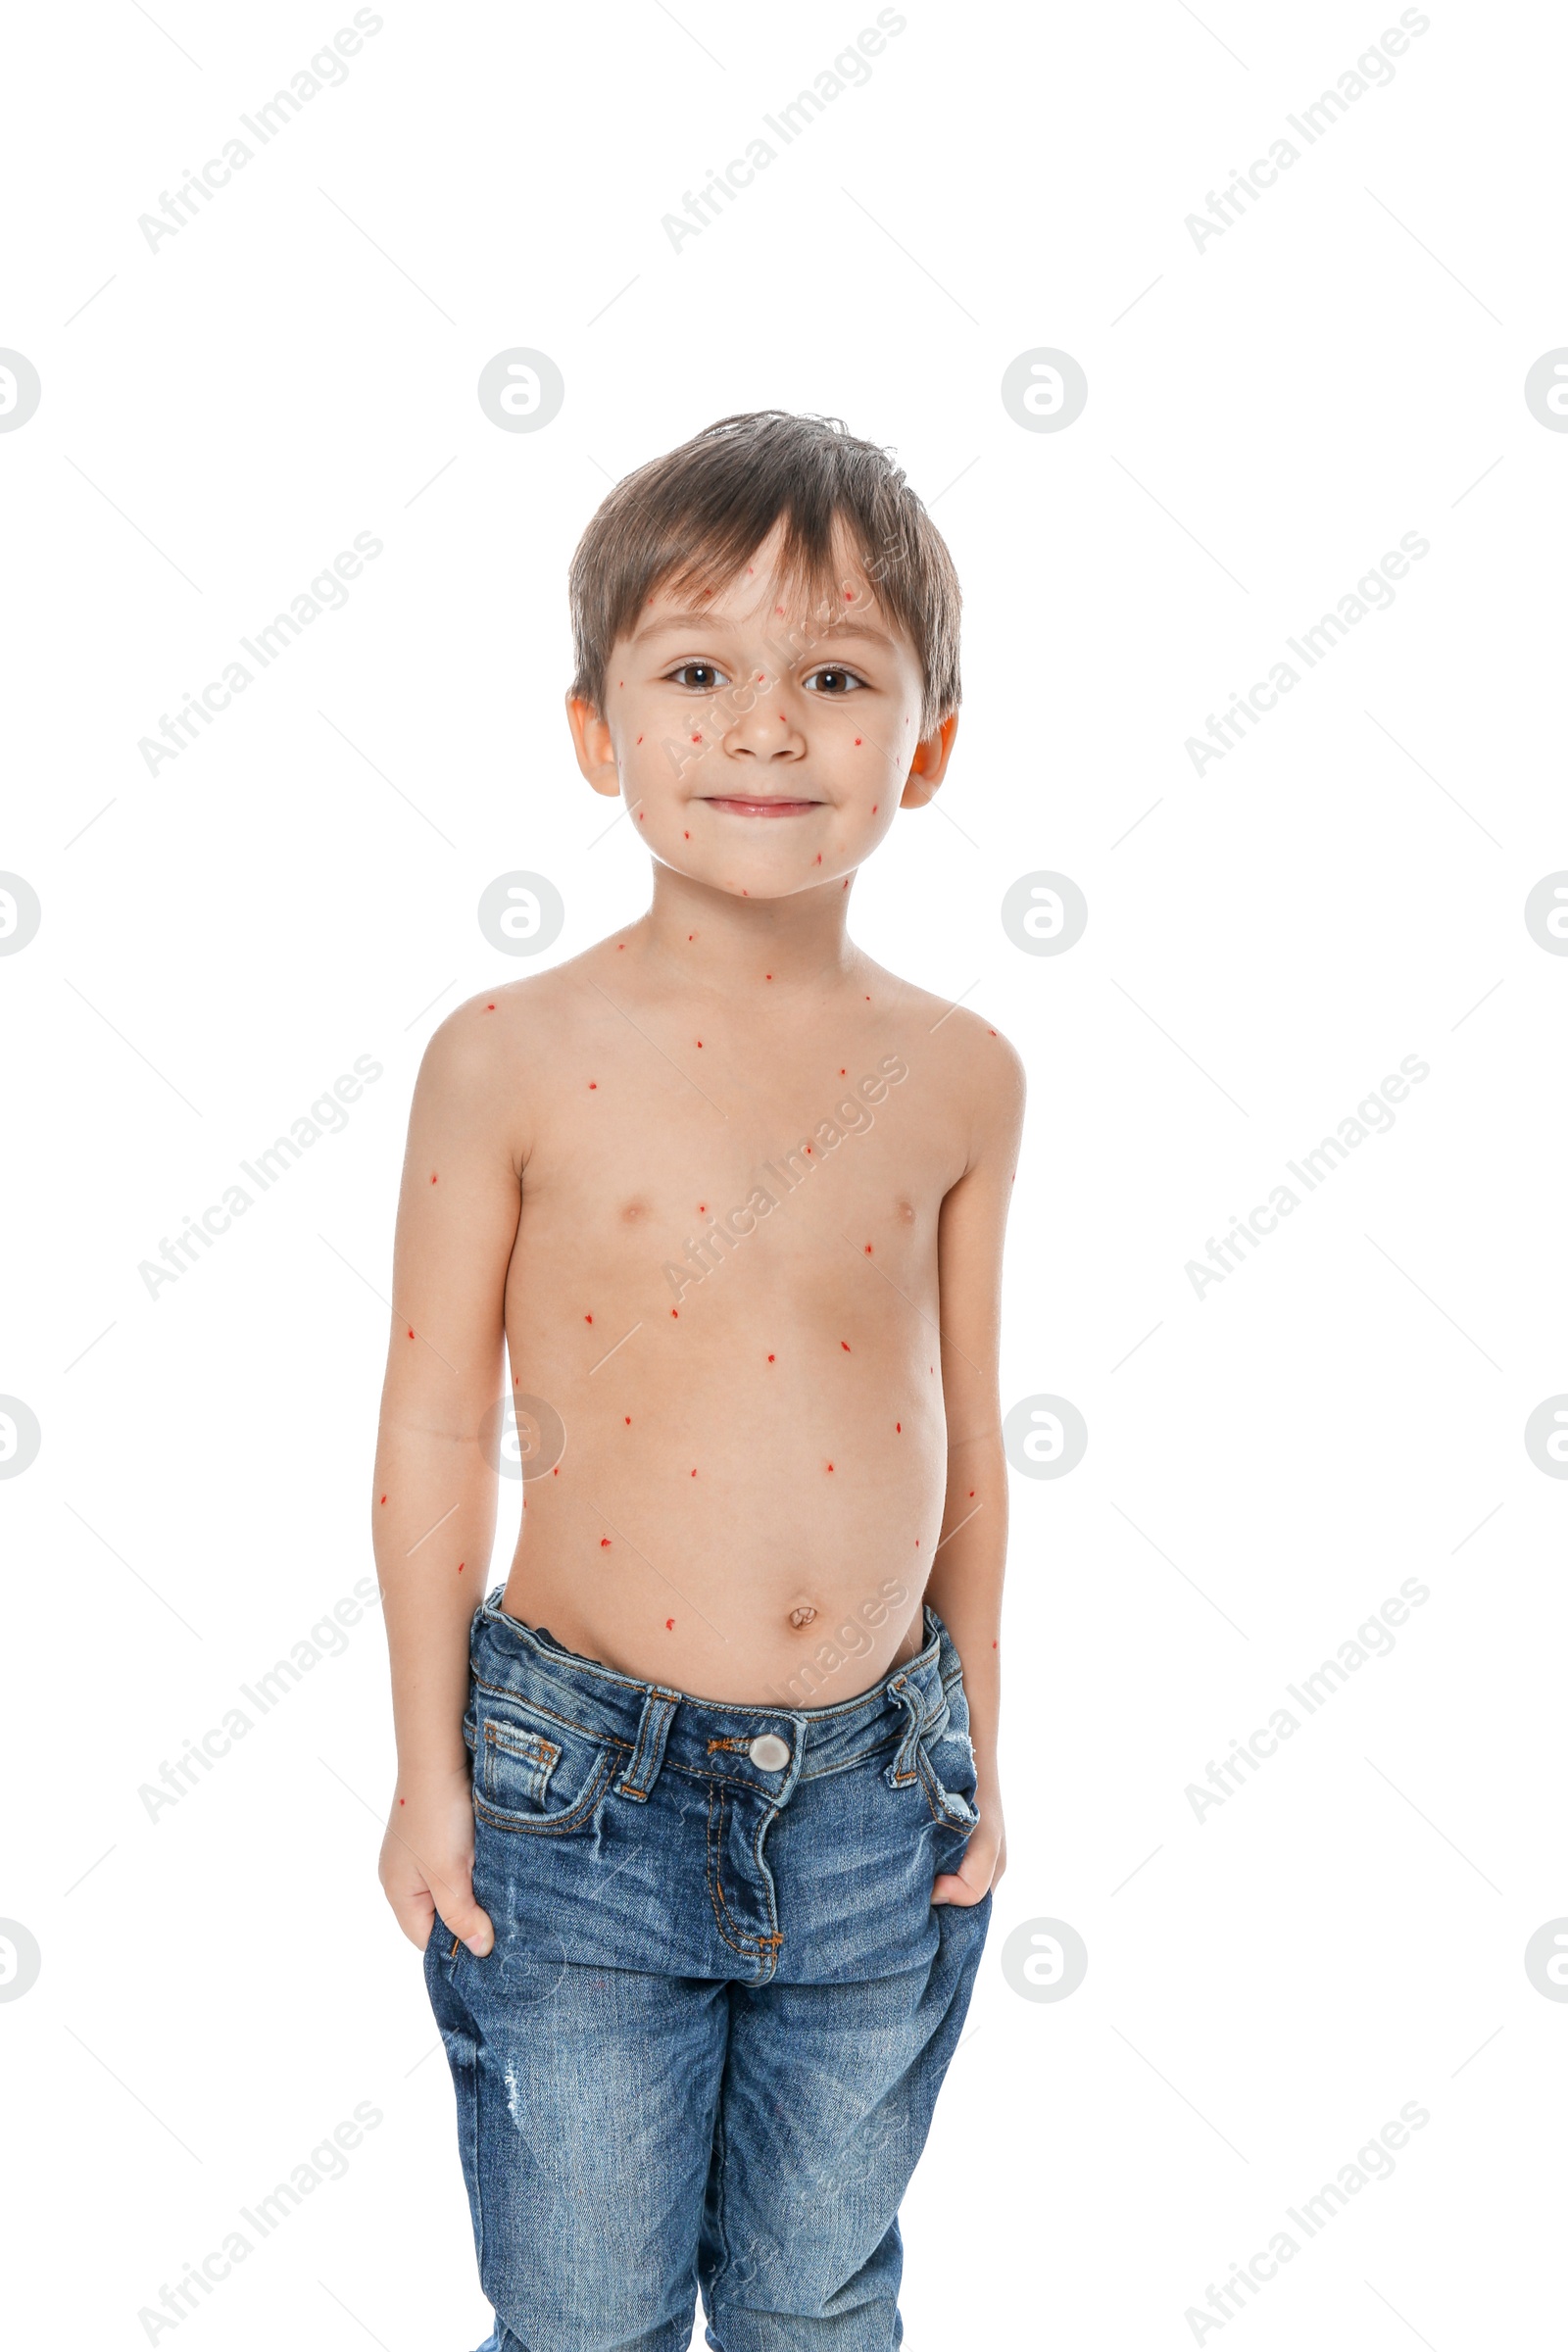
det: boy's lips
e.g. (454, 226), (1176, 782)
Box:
(699, 795), (822, 818)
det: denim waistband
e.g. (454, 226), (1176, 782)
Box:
(470, 1589), (957, 1800)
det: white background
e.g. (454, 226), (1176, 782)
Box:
(3, 1), (1565, 2344)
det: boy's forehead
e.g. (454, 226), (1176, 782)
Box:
(632, 520), (882, 642)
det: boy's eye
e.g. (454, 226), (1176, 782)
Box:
(666, 662), (729, 691)
(803, 666), (866, 696)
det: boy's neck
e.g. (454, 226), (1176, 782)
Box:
(628, 866), (859, 998)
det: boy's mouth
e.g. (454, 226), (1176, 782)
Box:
(699, 795), (822, 818)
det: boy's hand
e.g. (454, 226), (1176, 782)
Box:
(378, 1766), (495, 1956)
(931, 1793), (1005, 1907)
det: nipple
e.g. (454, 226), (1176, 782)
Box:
(788, 1605), (818, 1631)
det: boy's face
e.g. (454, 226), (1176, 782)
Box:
(567, 520), (956, 902)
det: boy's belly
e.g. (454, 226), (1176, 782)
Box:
(497, 1235), (948, 1703)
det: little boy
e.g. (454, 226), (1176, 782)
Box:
(374, 411), (1024, 2352)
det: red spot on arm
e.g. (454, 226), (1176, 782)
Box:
(636, 735), (644, 744)
(684, 830), (690, 839)
(855, 737), (861, 746)
(671, 1308), (679, 1317)
(457, 1562), (465, 1573)
(486, 1002), (496, 1010)
(589, 1081), (597, 1089)
(841, 1341), (851, 1352)
(692, 733), (702, 743)
(407, 1328), (415, 1340)
(585, 1314), (593, 1324)
(379, 1494), (386, 1505)
(826, 1461), (834, 1472)
(666, 1617), (675, 1628)
(870, 805), (877, 814)
(601, 1538), (611, 1547)
(767, 1352), (774, 1362)
(696, 1040), (703, 1048)
(864, 1244), (872, 1254)
(690, 1467), (697, 1477)
(430, 1173), (438, 1184)
(625, 1416), (631, 1424)
(896, 1422), (902, 1433)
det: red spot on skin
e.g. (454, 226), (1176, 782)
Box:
(636, 735), (644, 744)
(666, 1617), (675, 1629)
(840, 1068), (847, 1076)
(826, 1462), (835, 1473)
(585, 1314), (593, 1325)
(844, 590), (853, 602)
(589, 1081), (598, 1090)
(775, 606), (785, 615)
(486, 1003), (496, 1011)
(671, 1309), (679, 1317)
(430, 1173), (438, 1184)
(696, 1040), (703, 1048)
(379, 1494), (386, 1505)
(767, 1353), (775, 1362)
(692, 733), (702, 743)
(407, 1328), (414, 1340)
(778, 714), (786, 723)
(896, 1422), (902, 1432)
(617, 942), (625, 950)
(457, 1562), (465, 1573)
(399, 1797), (405, 1804)
(699, 1203), (707, 1214)
(684, 830), (690, 839)
(553, 1465), (559, 1475)
(637, 810), (646, 820)
(814, 854), (822, 863)
(864, 1244), (873, 1254)
(805, 1146), (812, 1154)
(855, 737), (862, 746)
(601, 1538), (611, 1547)
(989, 1028), (997, 1036)
(765, 972), (772, 981)
(841, 1342), (851, 1352)
(690, 1468), (697, 1477)
(969, 1490), (976, 1498)
(871, 805), (877, 814)
(993, 1640), (999, 1648)
(618, 679), (624, 687)
(625, 1416), (631, 1424)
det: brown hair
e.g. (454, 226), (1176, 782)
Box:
(567, 411), (961, 731)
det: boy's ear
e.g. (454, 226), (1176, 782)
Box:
(900, 712), (958, 808)
(565, 693), (620, 798)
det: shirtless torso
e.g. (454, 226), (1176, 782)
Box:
(387, 921), (1011, 1708)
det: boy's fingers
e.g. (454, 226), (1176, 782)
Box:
(439, 1892), (496, 1957)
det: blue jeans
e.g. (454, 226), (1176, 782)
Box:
(425, 1591), (991, 2352)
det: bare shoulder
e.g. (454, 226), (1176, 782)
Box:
(867, 959), (1026, 1147)
(416, 950), (620, 1171)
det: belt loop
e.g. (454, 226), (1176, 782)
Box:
(615, 1690), (677, 1802)
(886, 1673), (924, 1787)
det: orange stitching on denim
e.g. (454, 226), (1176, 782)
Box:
(706, 1736), (750, 1751)
(704, 1784), (760, 1961)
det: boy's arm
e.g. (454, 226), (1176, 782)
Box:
(923, 1031), (1026, 1905)
(372, 1005), (524, 1956)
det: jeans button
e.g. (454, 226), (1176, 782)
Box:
(748, 1733), (791, 1771)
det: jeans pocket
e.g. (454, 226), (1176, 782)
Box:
(473, 1704), (615, 1836)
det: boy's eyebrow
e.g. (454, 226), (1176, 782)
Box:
(631, 613), (898, 654)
